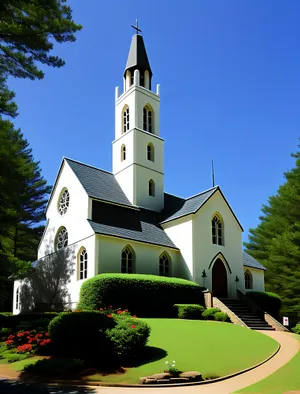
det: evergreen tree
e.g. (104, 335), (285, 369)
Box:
(0, 74), (18, 117)
(0, 119), (51, 308)
(244, 144), (300, 323)
(0, 0), (82, 81)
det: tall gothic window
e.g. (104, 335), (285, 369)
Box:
(121, 144), (126, 161)
(79, 248), (88, 280)
(143, 106), (153, 133)
(149, 179), (155, 197)
(56, 227), (68, 250)
(212, 214), (223, 245)
(244, 270), (253, 290)
(121, 246), (134, 273)
(159, 252), (171, 276)
(123, 106), (129, 133)
(147, 143), (154, 161)
(16, 287), (20, 310)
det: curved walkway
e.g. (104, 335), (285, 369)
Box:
(0, 331), (298, 394)
(91, 331), (299, 394)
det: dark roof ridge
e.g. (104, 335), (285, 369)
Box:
(64, 157), (113, 176)
(185, 185), (219, 201)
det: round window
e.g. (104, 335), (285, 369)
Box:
(58, 189), (70, 215)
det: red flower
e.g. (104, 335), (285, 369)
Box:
(39, 339), (51, 347)
(108, 305), (112, 308)
(99, 308), (103, 311)
(45, 332), (49, 337)
(131, 325), (136, 329)
(117, 310), (122, 314)
(124, 309), (128, 312)
(7, 335), (15, 340)
(107, 314), (113, 318)
(132, 315), (137, 318)
(16, 344), (33, 353)
(5, 339), (13, 345)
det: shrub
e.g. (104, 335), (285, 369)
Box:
(0, 313), (59, 331)
(0, 312), (13, 318)
(24, 358), (84, 378)
(48, 311), (151, 364)
(214, 312), (230, 322)
(292, 323), (300, 335)
(246, 291), (281, 318)
(0, 327), (12, 341)
(5, 353), (30, 363)
(77, 274), (205, 317)
(106, 315), (151, 359)
(202, 308), (221, 320)
(175, 304), (205, 320)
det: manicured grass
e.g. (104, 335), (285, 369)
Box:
(8, 356), (45, 371)
(89, 319), (278, 384)
(236, 334), (300, 394)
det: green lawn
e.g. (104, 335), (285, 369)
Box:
(236, 334), (300, 394)
(89, 319), (279, 384)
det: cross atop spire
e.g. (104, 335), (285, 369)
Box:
(131, 19), (142, 35)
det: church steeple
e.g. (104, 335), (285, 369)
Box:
(123, 21), (152, 91)
(113, 23), (164, 212)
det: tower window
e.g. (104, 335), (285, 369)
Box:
(123, 106), (129, 133)
(78, 248), (88, 280)
(140, 73), (145, 87)
(16, 287), (20, 310)
(147, 143), (154, 161)
(159, 252), (171, 276)
(212, 214), (223, 246)
(121, 246), (135, 273)
(121, 144), (126, 161)
(143, 106), (153, 133)
(149, 179), (155, 197)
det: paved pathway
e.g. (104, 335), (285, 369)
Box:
(0, 331), (298, 394)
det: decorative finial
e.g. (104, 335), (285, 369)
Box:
(131, 19), (142, 35)
(212, 160), (215, 187)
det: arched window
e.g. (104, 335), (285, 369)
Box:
(147, 143), (154, 161)
(56, 227), (68, 250)
(121, 246), (135, 273)
(244, 270), (253, 290)
(123, 106), (129, 133)
(143, 106), (153, 133)
(16, 287), (20, 310)
(159, 252), (171, 276)
(121, 144), (126, 161)
(212, 214), (223, 246)
(58, 188), (70, 215)
(149, 179), (155, 197)
(78, 248), (88, 280)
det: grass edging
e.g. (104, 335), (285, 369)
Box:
(1, 341), (280, 388)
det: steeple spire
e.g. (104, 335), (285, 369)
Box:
(124, 21), (152, 82)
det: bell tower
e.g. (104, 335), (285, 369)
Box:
(113, 22), (164, 211)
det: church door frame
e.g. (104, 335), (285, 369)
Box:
(211, 256), (229, 298)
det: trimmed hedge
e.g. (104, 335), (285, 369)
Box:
(291, 323), (300, 335)
(0, 312), (59, 331)
(202, 308), (221, 320)
(214, 312), (230, 322)
(175, 304), (205, 320)
(48, 311), (150, 363)
(77, 274), (205, 317)
(246, 291), (281, 318)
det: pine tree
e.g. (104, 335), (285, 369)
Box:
(0, 74), (18, 117)
(0, 119), (51, 308)
(0, 0), (82, 81)
(244, 144), (300, 323)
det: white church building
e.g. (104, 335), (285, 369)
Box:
(13, 30), (265, 314)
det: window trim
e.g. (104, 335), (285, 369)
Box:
(147, 143), (154, 161)
(122, 105), (129, 134)
(121, 245), (135, 273)
(244, 270), (253, 290)
(159, 252), (171, 276)
(78, 248), (88, 280)
(143, 105), (153, 133)
(148, 179), (155, 197)
(121, 144), (126, 161)
(212, 213), (224, 246)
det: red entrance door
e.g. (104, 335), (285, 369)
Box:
(212, 258), (228, 298)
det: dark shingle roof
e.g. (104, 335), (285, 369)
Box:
(243, 252), (266, 271)
(65, 158), (132, 207)
(161, 187), (219, 223)
(125, 34), (152, 77)
(89, 200), (178, 249)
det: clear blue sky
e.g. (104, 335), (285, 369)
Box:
(8, 0), (300, 244)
